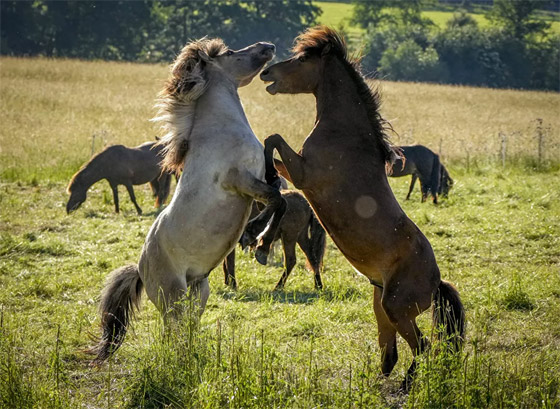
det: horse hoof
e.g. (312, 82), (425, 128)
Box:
(255, 248), (269, 265)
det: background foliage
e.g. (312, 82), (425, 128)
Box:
(1, 0), (558, 90)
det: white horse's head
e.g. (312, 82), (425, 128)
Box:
(199, 42), (275, 87)
(164, 38), (274, 100)
(155, 38), (275, 173)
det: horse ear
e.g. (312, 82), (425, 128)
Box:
(321, 43), (332, 56)
(197, 50), (213, 63)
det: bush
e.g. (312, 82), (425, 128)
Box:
(379, 40), (448, 82)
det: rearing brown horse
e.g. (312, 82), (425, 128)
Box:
(260, 26), (465, 391)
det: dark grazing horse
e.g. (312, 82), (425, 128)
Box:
(223, 190), (326, 291)
(389, 145), (452, 204)
(438, 164), (454, 198)
(66, 141), (172, 215)
(259, 26), (465, 391)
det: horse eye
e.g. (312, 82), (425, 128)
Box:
(226, 50), (234, 56)
(298, 56), (306, 63)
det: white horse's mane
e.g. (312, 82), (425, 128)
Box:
(153, 38), (228, 173)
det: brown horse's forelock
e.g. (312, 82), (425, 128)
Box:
(293, 26), (399, 166)
(155, 38), (228, 173)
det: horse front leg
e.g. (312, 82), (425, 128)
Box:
(223, 169), (287, 265)
(109, 181), (120, 213)
(264, 134), (307, 189)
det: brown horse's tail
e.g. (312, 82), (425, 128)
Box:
(155, 171), (172, 208)
(88, 264), (143, 365)
(433, 280), (465, 350)
(305, 213), (326, 274)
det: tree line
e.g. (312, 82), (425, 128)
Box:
(354, 0), (559, 90)
(1, 0), (558, 91)
(0, 1), (320, 62)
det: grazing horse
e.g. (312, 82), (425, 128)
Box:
(89, 38), (285, 364)
(66, 141), (172, 215)
(223, 190), (326, 290)
(260, 26), (465, 390)
(438, 164), (454, 198)
(389, 145), (442, 204)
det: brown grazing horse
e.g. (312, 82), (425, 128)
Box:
(389, 144), (443, 204)
(223, 190), (326, 290)
(260, 26), (465, 391)
(66, 141), (172, 215)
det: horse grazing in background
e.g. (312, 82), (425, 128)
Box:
(260, 26), (465, 391)
(66, 140), (172, 215)
(389, 144), (451, 204)
(438, 164), (454, 198)
(89, 38), (285, 364)
(223, 190), (326, 291)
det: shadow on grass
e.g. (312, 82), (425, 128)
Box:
(216, 286), (361, 305)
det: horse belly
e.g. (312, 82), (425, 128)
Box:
(159, 189), (251, 274)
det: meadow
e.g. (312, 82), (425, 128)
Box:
(1, 57), (559, 408)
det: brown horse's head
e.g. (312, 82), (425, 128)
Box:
(66, 179), (87, 214)
(261, 25), (347, 95)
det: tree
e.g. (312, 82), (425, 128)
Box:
(351, 0), (433, 29)
(487, 0), (552, 39)
(148, 0), (320, 61)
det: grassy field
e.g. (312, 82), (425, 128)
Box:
(1, 57), (560, 408)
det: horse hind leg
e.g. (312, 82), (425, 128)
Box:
(125, 183), (143, 215)
(373, 287), (399, 376)
(275, 237), (297, 291)
(297, 230), (324, 290)
(381, 283), (432, 392)
(222, 250), (237, 290)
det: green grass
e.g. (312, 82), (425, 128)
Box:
(1, 57), (560, 407)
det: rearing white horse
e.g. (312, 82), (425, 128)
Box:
(90, 38), (286, 364)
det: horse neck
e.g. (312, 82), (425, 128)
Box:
(71, 157), (105, 193)
(313, 57), (388, 169)
(314, 58), (369, 127)
(196, 75), (250, 130)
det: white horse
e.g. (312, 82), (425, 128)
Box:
(90, 38), (286, 363)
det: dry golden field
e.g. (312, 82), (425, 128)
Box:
(1, 57), (558, 182)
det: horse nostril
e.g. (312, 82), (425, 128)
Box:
(262, 69), (269, 76)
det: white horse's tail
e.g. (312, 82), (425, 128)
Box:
(89, 264), (143, 365)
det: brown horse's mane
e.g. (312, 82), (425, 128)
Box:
(293, 26), (399, 166)
(66, 149), (106, 194)
(153, 38), (228, 173)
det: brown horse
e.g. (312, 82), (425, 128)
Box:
(389, 145), (443, 204)
(223, 190), (326, 290)
(66, 141), (172, 215)
(260, 26), (465, 391)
